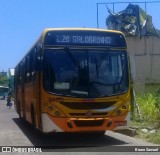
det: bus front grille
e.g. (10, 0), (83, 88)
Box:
(74, 120), (104, 127)
(69, 112), (108, 117)
(60, 101), (116, 110)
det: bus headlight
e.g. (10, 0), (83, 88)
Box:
(121, 105), (127, 109)
(47, 104), (66, 117)
(116, 109), (122, 115)
(111, 103), (129, 116)
(55, 111), (61, 116)
(48, 105), (54, 111)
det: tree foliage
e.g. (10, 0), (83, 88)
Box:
(0, 75), (9, 86)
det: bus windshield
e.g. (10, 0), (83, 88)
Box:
(43, 49), (128, 97)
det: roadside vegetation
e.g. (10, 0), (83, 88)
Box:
(0, 74), (9, 87)
(131, 90), (160, 144)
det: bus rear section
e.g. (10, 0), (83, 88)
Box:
(14, 28), (130, 134)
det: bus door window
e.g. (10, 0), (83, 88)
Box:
(43, 58), (55, 92)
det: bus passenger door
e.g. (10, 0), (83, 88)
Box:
(32, 44), (43, 130)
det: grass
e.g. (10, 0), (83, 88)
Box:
(131, 91), (160, 144)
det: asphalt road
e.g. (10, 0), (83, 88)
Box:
(0, 99), (159, 155)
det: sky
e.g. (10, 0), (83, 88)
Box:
(0, 0), (160, 71)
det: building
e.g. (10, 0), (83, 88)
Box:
(106, 3), (160, 93)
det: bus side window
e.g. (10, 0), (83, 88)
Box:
(31, 48), (36, 81)
(30, 51), (33, 81)
(16, 67), (20, 85)
(15, 67), (17, 85)
(36, 41), (42, 71)
(20, 62), (23, 85)
(22, 58), (27, 83)
(25, 55), (30, 82)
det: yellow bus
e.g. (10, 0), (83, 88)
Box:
(14, 28), (130, 134)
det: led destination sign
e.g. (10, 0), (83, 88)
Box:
(44, 30), (126, 47)
(56, 35), (112, 44)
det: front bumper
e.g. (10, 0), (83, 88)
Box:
(41, 113), (129, 133)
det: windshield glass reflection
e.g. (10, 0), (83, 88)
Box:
(43, 49), (128, 97)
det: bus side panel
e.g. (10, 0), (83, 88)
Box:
(15, 81), (25, 119)
(32, 71), (42, 130)
(24, 82), (33, 124)
(24, 71), (42, 130)
(18, 85), (23, 117)
(23, 71), (41, 130)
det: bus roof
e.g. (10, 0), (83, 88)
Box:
(42, 28), (125, 36)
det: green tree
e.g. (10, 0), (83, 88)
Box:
(0, 75), (9, 86)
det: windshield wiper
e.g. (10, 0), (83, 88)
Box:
(64, 47), (80, 68)
(97, 48), (110, 68)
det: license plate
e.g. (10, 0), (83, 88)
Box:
(114, 121), (127, 127)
